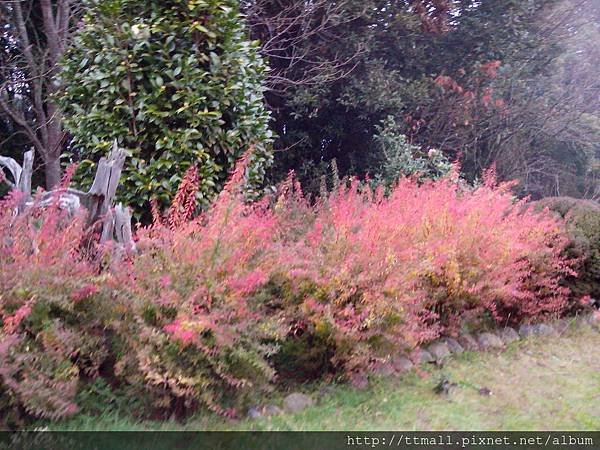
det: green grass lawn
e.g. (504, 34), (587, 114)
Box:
(46, 322), (600, 431)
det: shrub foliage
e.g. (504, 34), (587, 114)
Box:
(0, 159), (580, 423)
(534, 197), (600, 302)
(0, 191), (110, 424)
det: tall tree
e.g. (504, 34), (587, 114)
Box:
(0, 0), (78, 188)
(59, 0), (273, 219)
(256, 0), (600, 198)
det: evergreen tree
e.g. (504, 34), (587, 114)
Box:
(59, 0), (273, 218)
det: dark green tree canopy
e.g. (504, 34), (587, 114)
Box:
(257, 0), (600, 198)
(59, 0), (273, 217)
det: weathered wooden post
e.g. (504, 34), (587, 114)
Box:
(0, 141), (135, 250)
(86, 141), (127, 226)
(0, 149), (34, 211)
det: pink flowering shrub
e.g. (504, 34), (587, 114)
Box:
(113, 159), (280, 418)
(0, 153), (579, 424)
(117, 160), (576, 400)
(270, 169), (575, 373)
(0, 190), (111, 423)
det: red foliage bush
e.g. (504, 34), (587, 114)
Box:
(0, 154), (579, 422)
(262, 169), (575, 373)
(118, 160), (576, 389)
(112, 156), (280, 418)
(0, 191), (110, 422)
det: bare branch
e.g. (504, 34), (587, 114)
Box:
(0, 0), (78, 188)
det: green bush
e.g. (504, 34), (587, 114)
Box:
(535, 197), (600, 301)
(372, 116), (452, 188)
(59, 0), (273, 220)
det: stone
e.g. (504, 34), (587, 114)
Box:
(551, 318), (572, 334)
(373, 361), (395, 377)
(318, 385), (335, 398)
(497, 327), (520, 344)
(411, 348), (434, 364)
(477, 332), (504, 350)
(458, 333), (480, 351)
(518, 324), (534, 337)
(536, 323), (556, 336)
(247, 407), (263, 420)
(586, 312), (600, 331)
(573, 313), (598, 329)
(391, 355), (414, 373)
(248, 404), (283, 419)
(478, 387), (492, 397)
(444, 337), (464, 354)
(433, 377), (458, 395)
(427, 341), (451, 360)
(283, 393), (314, 413)
(349, 372), (369, 390)
(519, 323), (555, 338)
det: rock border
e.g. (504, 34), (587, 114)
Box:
(372, 311), (599, 380)
(247, 311), (599, 419)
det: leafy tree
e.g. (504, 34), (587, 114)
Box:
(59, 0), (273, 218)
(411, 0), (600, 198)
(257, 0), (600, 198)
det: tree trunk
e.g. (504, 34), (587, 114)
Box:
(1, 0), (75, 190)
(44, 154), (62, 189)
(43, 105), (65, 189)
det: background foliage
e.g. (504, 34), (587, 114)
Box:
(535, 197), (600, 301)
(256, 0), (600, 198)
